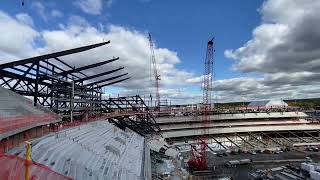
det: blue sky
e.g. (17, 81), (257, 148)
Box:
(1, 0), (320, 103)
(107, 0), (263, 80)
(0, 0), (262, 80)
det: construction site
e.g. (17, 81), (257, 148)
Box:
(2, 1), (320, 179)
(1, 36), (320, 180)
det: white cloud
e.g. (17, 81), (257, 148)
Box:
(212, 76), (320, 103)
(5, 0), (320, 104)
(31, 2), (63, 20)
(220, 0), (320, 102)
(16, 13), (34, 26)
(185, 76), (203, 84)
(0, 11), (39, 63)
(0, 10), (201, 104)
(31, 1), (47, 21)
(46, 23), (196, 90)
(51, 9), (63, 18)
(225, 0), (320, 74)
(75, 0), (103, 15)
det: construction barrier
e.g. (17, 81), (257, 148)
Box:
(0, 113), (58, 135)
(0, 154), (72, 180)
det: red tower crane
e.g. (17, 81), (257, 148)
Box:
(148, 33), (161, 110)
(188, 38), (214, 171)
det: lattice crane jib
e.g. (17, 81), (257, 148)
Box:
(202, 38), (214, 169)
(148, 33), (161, 110)
(202, 38), (214, 136)
(188, 38), (214, 171)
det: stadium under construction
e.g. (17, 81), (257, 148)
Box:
(1, 41), (320, 180)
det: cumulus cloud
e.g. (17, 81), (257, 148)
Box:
(0, 10), (200, 103)
(0, 11), (39, 62)
(16, 13), (34, 26)
(221, 0), (320, 102)
(75, 0), (103, 15)
(212, 76), (320, 102)
(185, 75), (203, 84)
(225, 0), (320, 73)
(5, 0), (320, 103)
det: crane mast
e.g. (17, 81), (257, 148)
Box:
(188, 38), (214, 171)
(148, 33), (161, 110)
(201, 37), (214, 168)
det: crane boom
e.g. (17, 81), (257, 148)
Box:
(148, 33), (161, 109)
(188, 38), (214, 171)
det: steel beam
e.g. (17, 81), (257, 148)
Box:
(0, 41), (110, 69)
(84, 73), (128, 86)
(260, 132), (284, 146)
(303, 131), (320, 141)
(209, 135), (227, 150)
(109, 99), (125, 111)
(59, 57), (119, 76)
(11, 63), (35, 90)
(103, 96), (161, 134)
(273, 131), (293, 143)
(248, 133), (268, 147)
(74, 67), (124, 82)
(236, 133), (254, 148)
(54, 57), (88, 78)
(0, 70), (51, 86)
(287, 131), (308, 143)
(22, 64), (48, 76)
(45, 61), (77, 79)
(0, 41), (131, 121)
(223, 134), (241, 149)
(94, 77), (130, 89)
(11, 67), (37, 76)
(34, 62), (40, 106)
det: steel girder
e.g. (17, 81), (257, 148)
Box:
(102, 95), (161, 135)
(0, 41), (110, 69)
(84, 73), (128, 86)
(0, 42), (129, 120)
(94, 77), (130, 89)
(208, 135), (228, 149)
(74, 67), (124, 82)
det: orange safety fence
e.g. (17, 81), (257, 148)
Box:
(0, 154), (73, 180)
(0, 113), (58, 135)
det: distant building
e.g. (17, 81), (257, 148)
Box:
(248, 99), (288, 108)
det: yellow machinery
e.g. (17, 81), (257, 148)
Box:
(25, 141), (32, 180)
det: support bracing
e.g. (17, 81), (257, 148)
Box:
(260, 132), (285, 146)
(103, 95), (161, 135)
(223, 134), (241, 149)
(248, 133), (268, 147)
(0, 42), (130, 121)
(209, 135), (227, 150)
(236, 134), (255, 148)
(287, 131), (309, 143)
